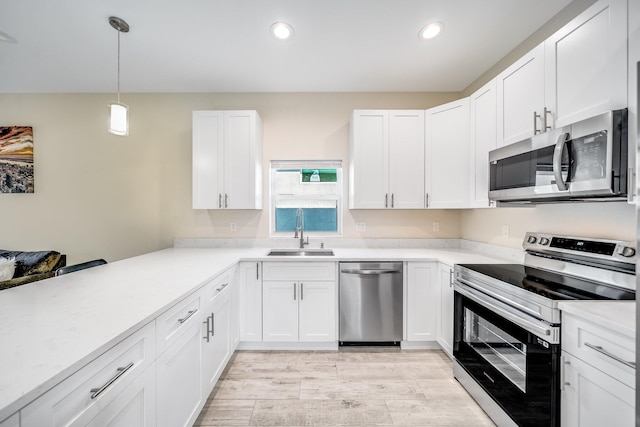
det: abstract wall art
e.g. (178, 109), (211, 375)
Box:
(0, 126), (34, 193)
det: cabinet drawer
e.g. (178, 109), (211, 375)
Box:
(21, 321), (155, 427)
(156, 290), (203, 356)
(562, 313), (635, 388)
(262, 262), (336, 281)
(203, 268), (233, 305)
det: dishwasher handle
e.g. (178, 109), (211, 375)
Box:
(340, 268), (401, 275)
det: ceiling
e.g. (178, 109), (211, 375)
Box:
(0, 0), (573, 93)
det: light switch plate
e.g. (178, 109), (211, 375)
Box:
(356, 222), (366, 232)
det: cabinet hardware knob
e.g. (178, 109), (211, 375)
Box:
(178, 309), (198, 324)
(543, 107), (552, 131)
(90, 362), (135, 399)
(533, 111), (541, 135)
(584, 342), (636, 369)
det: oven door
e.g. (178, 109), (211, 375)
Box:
(453, 285), (560, 427)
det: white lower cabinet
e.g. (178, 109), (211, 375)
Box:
(262, 262), (336, 343)
(561, 352), (634, 427)
(560, 310), (636, 427)
(21, 322), (156, 427)
(85, 365), (156, 427)
(436, 263), (455, 357)
(406, 262), (438, 342)
(156, 317), (203, 427)
(239, 261), (263, 342)
(201, 276), (232, 397)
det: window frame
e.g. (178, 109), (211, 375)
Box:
(269, 160), (343, 237)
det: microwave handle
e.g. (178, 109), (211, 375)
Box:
(553, 132), (571, 191)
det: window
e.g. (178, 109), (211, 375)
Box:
(270, 160), (342, 236)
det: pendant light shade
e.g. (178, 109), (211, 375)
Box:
(108, 16), (130, 136)
(109, 102), (129, 136)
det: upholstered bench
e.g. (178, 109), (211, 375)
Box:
(0, 250), (66, 290)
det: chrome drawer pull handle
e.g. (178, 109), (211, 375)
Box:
(90, 362), (134, 399)
(178, 309), (198, 324)
(584, 342), (636, 369)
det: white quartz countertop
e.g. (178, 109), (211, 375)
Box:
(0, 245), (534, 421)
(558, 300), (636, 339)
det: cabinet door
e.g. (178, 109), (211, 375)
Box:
(202, 288), (230, 397)
(298, 281), (336, 342)
(263, 282), (299, 342)
(223, 111), (262, 209)
(85, 366), (156, 427)
(349, 110), (389, 209)
(22, 323), (155, 427)
(388, 110), (425, 209)
(545, 0), (627, 128)
(406, 262), (438, 342)
(192, 111), (224, 209)
(469, 79), (497, 208)
(239, 262), (263, 342)
(561, 352), (634, 427)
(437, 264), (454, 357)
(426, 98), (470, 208)
(156, 321), (203, 427)
(496, 43), (545, 147)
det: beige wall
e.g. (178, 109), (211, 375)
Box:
(461, 203), (636, 249)
(1, 91), (634, 264)
(0, 92), (462, 264)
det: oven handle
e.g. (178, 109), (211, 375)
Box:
(455, 282), (555, 340)
(456, 276), (542, 319)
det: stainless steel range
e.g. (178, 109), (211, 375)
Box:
(453, 232), (636, 427)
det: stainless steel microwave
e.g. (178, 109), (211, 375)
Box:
(489, 109), (628, 203)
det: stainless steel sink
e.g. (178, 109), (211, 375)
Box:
(267, 249), (334, 256)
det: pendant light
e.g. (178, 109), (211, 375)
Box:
(108, 16), (130, 136)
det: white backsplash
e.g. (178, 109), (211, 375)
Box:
(174, 237), (525, 262)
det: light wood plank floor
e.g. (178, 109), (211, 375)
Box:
(195, 348), (496, 426)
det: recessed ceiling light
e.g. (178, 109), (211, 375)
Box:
(270, 22), (294, 40)
(419, 22), (444, 40)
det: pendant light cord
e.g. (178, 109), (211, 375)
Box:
(117, 29), (121, 104)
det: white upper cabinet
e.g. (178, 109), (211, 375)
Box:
(425, 98), (470, 209)
(496, 43), (546, 147)
(496, 0), (627, 147)
(469, 79), (497, 208)
(545, 0), (627, 128)
(350, 110), (425, 209)
(192, 110), (262, 209)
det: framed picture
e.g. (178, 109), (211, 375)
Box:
(0, 126), (34, 193)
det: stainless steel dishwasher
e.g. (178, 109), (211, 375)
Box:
(339, 262), (403, 344)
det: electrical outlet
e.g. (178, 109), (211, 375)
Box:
(230, 222), (237, 232)
(502, 225), (510, 238)
(356, 222), (366, 232)
(433, 222), (440, 232)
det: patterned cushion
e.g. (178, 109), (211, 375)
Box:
(0, 250), (65, 278)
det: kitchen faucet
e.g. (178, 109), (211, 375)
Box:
(293, 208), (309, 249)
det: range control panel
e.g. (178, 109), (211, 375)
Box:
(523, 232), (636, 261)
